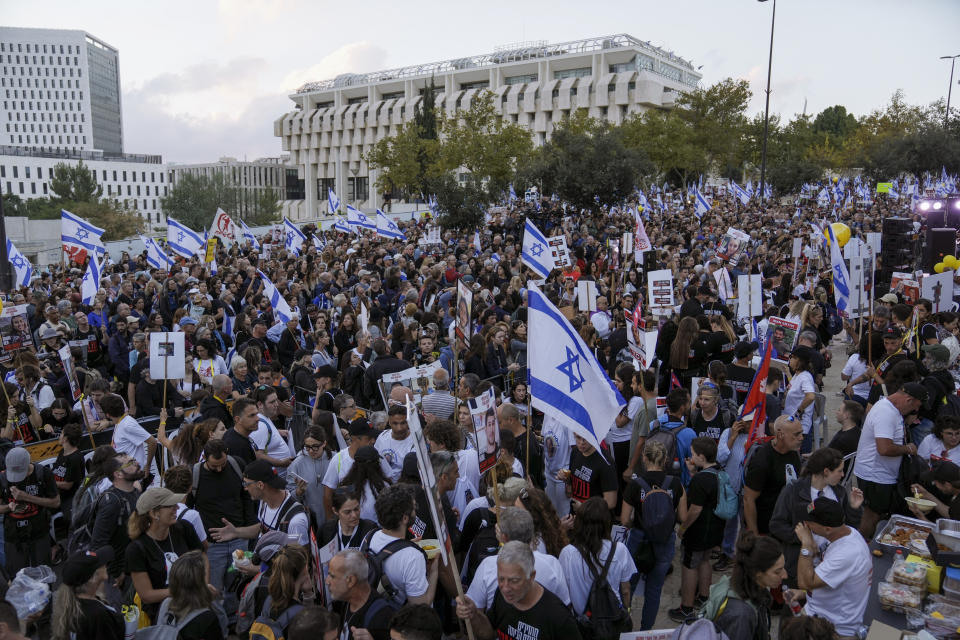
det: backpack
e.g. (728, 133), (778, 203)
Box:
(66, 485), (133, 555)
(359, 530), (426, 606)
(237, 571), (271, 639)
(681, 574), (754, 640)
(192, 456), (243, 492)
(464, 517), (501, 584)
(248, 596), (303, 640)
(630, 475), (676, 543)
(259, 496), (305, 535)
(576, 542), (632, 640)
(135, 598), (207, 640)
(670, 618), (730, 640)
(704, 468), (739, 520)
(643, 421), (683, 477)
(924, 375), (960, 419)
(70, 479), (103, 532)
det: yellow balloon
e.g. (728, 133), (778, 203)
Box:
(830, 223), (851, 248)
(945, 256), (958, 269)
(936, 262), (946, 273)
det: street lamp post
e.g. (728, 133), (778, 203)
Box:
(941, 55), (960, 127)
(0, 184), (11, 293)
(758, 0), (776, 205)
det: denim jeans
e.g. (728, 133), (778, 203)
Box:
(801, 429), (814, 455)
(721, 510), (740, 559)
(625, 527), (676, 630)
(207, 538), (247, 620)
(911, 418), (934, 446)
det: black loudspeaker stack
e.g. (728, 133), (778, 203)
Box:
(876, 217), (914, 292)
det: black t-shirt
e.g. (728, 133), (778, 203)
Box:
(727, 364), (756, 405)
(52, 448), (85, 504)
(125, 521), (203, 620)
(692, 409), (730, 441)
(828, 427), (862, 458)
(178, 609), (225, 640)
(75, 597), (125, 640)
(223, 428), (257, 465)
(684, 466), (726, 550)
(568, 448), (617, 505)
(0, 464), (58, 539)
(487, 587), (581, 640)
(334, 591), (396, 640)
(744, 442), (801, 535)
(75, 327), (106, 366)
(622, 470), (683, 529)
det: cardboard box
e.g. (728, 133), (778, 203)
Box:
(865, 620), (907, 640)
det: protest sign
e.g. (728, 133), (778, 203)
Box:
(456, 279), (473, 341)
(0, 305), (35, 362)
(766, 317), (799, 363)
(149, 332), (186, 380)
(577, 280), (597, 312)
(922, 270), (954, 313)
(647, 269), (675, 313)
(58, 344), (81, 402)
(547, 235), (572, 268)
(737, 274), (763, 319)
(469, 388), (500, 474)
(715, 227), (750, 265)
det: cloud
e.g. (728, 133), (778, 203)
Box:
(135, 58), (268, 96)
(281, 41), (389, 93)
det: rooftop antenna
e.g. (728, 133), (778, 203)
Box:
(802, 97), (807, 118)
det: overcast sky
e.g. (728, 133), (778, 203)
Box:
(3, 0), (958, 163)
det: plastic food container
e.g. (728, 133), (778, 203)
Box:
(895, 562), (930, 588)
(879, 581), (925, 614)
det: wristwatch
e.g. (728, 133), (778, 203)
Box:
(800, 548), (812, 557)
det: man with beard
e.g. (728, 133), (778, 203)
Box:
(89, 453), (143, 600)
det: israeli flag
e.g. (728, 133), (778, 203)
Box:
(284, 218), (307, 256)
(140, 235), (174, 269)
(731, 182), (751, 205)
(80, 255), (102, 305)
(61, 209), (105, 253)
(239, 220), (260, 250)
(825, 224), (850, 315)
(527, 283), (625, 452)
(375, 210), (406, 240)
(347, 205), (376, 231)
(427, 194), (439, 216)
(473, 230), (482, 256)
(222, 311), (235, 337)
(509, 183), (518, 202)
(6, 240), (32, 288)
(328, 188), (341, 214)
(693, 187), (711, 220)
(521, 219), (553, 279)
(166, 218), (205, 259)
(312, 235), (326, 251)
(332, 216), (351, 234)
(257, 270), (293, 323)
(636, 188), (651, 211)
(764, 183), (773, 199)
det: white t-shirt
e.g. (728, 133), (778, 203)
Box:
(455, 449), (481, 497)
(542, 416), (571, 476)
(805, 530), (872, 636)
(257, 493), (310, 546)
(375, 431), (417, 482)
(321, 449), (394, 490)
(467, 550), (571, 610)
(783, 370), (816, 433)
(606, 396), (642, 445)
(113, 415), (151, 468)
(251, 415), (293, 464)
(918, 434), (960, 465)
(842, 354), (871, 399)
(366, 529), (428, 603)
(854, 397), (905, 484)
(175, 504), (207, 543)
(590, 310), (612, 339)
(559, 540), (637, 615)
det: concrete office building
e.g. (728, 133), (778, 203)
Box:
(276, 33), (701, 220)
(1, 26), (123, 155)
(168, 156), (303, 222)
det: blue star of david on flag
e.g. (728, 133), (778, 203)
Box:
(177, 231), (185, 242)
(556, 346), (585, 392)
(521, 219), (553, 279)
(376, 209), (406, 240)
(166, 218), (205, 258)
(76, 228), (89, 240)
(12, 257), (24, 269)
(530, 242), (544, 258)
(283, 218), (307, 256)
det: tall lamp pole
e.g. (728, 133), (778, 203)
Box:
(941, 55), (960, 127)
(757, 0), (776, 204)
(0, 184), (11, 293)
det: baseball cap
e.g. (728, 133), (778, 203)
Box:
(883, 326), (903, 340)
(62, 546), (115, 586)
(803, 496), (845, 528)
(734, 341), (759, 359)
(314, 365), (338, 379)
(4, 447), (30, 483)
(126, 315), (139, 324)
(254, 530), (297, 563)
(243, 459), (286, 489)
(136, 487), (186, 515)
(178, 316), (198, 326)
(901, 381), (930, 407)
(922, 343), (951, 363)
(880, 293), (899, 304)
(354, 445), (380, 464)
(348, 418), (377, 440)
(39, 326), (59, 340)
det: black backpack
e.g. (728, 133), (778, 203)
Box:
(576, 543), (633, 640)
(630, 475), (676, 544)
(465, 519), (501, 584)
(359, 530), (426, 606)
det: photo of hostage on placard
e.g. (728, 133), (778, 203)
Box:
(456, 279), (473, 341)
(765, 316), (799, 363)
(469, 388), (500, 474)
(0, 306), (36, 361)
(715, 228), (750, 265)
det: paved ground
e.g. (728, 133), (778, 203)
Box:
(636, 335), (850, 634)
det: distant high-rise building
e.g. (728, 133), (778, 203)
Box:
(1, 26), (124, 155)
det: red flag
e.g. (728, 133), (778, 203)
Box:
(742, 339), (774, 452)
(670, 371), (682, 391)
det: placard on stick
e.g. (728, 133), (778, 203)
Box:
(58, 344), (81, 402)
(149, 332), (185, 380)
(737, 274), (763, 319)
(647, 269), (675, 314)
(577, 280), (597, 312)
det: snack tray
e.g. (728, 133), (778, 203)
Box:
(874, 514), (935, 552)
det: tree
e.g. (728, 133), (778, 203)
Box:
(433, 174), (489, 230)
(812, 105), (859, 140)
(674, 78), (752, 174)
(160, 172), (239, 230)
(521, 112), (653, 210)
(1, 193), (26, 217)
(366, 122), (437, 198)
(50, 160), (102, 202)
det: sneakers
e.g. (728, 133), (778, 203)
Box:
(713, 555), (733, 572)
(668, 605), (696, 623)
(694, 595), (708, 609)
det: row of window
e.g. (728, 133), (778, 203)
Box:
(5, 95), (82, 112)
(316, 176), (369, 202)
(6, 123), (83, 134)
(3, 54), (79, 66)
(5, 178), (164, 210)
(0, 42), (80, 54)
(4, 90), (85, 103)
(8, 134), (83, 145)
(0, 77), (81, 90)
(3, 65), (81, 79)
(6, 110), (84, 123)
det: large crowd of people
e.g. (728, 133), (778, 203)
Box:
(0, 182), (950, 640)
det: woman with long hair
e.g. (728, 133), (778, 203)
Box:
(318, 488), (378, 550)
(125, 487), (203, 622)
(52, 546), (124, 640)
(287, 426), (333, 530)
(669, 316), (706, 386)
(559, 496), (636, 623)
(70, 445), (117, 525)
(785, 346), (818, 454)
(712, 532), (786, 640)
(768, 447), (863, 586)
(334, 313), (357, 365)
(339, 445), (389, 524)
(463, 334), (488, 379)
(262, 545), (315, 634)
(158, 417), (226, 466)
(515, 485), (567, 557)
(153, 550), (225, 639)
(707, 315), (737, 364)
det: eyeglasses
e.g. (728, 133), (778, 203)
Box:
(304, 444), (323, 451)
(242, 480), (257, 487)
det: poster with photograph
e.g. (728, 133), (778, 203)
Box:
(715, 228), (750, 265)
(890, 272), (920, 304)
(58, 345), (82, 402)
(149, 332), (186, 380)
(469, 387), (500, 474)
(765, 317), (799, 362)
(547, 235), (572, 269)
(408, 400), (452, 566)
(647, 269), (675, 313)
(0, 305), (35, 362)
(456, 279), (473, 341)
(377, 361), (442, 411)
